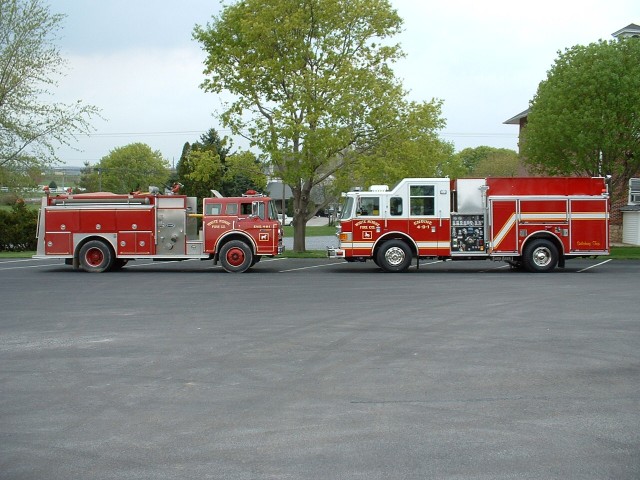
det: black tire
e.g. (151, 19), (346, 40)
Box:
(522, 238), (559, 273)
(219, 240), (253, 273)
(376, 240), (412, 273)
(78, 240), (114, 273)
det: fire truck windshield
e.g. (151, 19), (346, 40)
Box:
(339, 196), (355, 220)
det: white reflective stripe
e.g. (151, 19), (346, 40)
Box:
(415, 241), (439, 249)
(520, 213), (567, 221)
(570, 212), (609, 220)
(493, 213), (516, 249)
(351, 241), (375, 249)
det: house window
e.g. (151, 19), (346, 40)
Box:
(630, 178), (640, 205)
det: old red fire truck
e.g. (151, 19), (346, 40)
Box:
(328, 177), (610, 272)
(34, 188), (284, 273)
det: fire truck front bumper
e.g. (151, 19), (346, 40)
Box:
(327, 247), (345, 258)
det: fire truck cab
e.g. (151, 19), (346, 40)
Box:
(35, 189), (284, 273)
(328, 177), (610, 273)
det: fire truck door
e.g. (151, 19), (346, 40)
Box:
(407, 182), (450, 256)
(569, 198), (608, 253)
(490, 199), (519, 254)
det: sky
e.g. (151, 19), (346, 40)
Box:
(51, 0), (639, 168)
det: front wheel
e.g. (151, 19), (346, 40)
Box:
(523, 239), (559, 273)
(219, 240), (253, 273)
(376, 240), (412, 273)
(78, 240), (114, 273)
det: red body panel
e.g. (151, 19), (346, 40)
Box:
(569, 198), (609, 252)
(486, 177), (605, 196)
(490, 200), (518, 254)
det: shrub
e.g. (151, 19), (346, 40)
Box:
(0, 200), (38, 251)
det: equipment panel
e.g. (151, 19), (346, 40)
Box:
(451, 214), (485, 252)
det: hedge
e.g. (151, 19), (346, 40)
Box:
(0, 201), (38, 251)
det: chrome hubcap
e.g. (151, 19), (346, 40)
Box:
(385, 247), (406, 266)
(533, 247), (552, 267)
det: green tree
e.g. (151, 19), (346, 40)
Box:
(454, 146), (520, 177)
(0, 0), (100, 169)
(95, 143), (169, 193)
(222, 151), (267, 197)
(194, 0), (447, 252)
(455, 146), (498, 173)
(470, 149), (519, 177)
(522, 38), (640, 197)
(176, 129), (231, 202)
(338, 100), (458, 190)
(78, 160), (100, 192)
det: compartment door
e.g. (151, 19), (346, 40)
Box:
(569, 198), (609, 253)
(490, 199), (518, 254)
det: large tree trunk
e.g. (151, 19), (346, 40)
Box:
(291, 182), (313, 252)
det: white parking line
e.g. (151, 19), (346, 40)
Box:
(0, 258), (40, 264)
(414, 260), (443, 269)
(279, 261), (346, 273)
(0, 262), (62, 271)
(578, 259), (612, 272)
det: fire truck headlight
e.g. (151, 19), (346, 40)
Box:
(339, 232), (352, 242)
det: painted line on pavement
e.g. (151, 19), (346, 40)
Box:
(278, 261), (347, 273)
(578, 258), (612, 272)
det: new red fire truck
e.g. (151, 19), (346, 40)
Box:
(34, 188), (284, 273)
(328, 177), (610, 272)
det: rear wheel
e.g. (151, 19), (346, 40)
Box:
(79, 240), (114, 273)
(523, 238), (558, 273)
(376, 240), (412, 272)
(219, 240), (253, 273)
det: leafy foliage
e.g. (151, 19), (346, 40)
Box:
(0, 0), (100, 168)
(333, 100), (458, 191)
(0, 200), (37, 251)
(176, 129), (229, 201)
(89, 143), (170, 193)
(522, 38), (640, 194)
(222, 151), (267, 197)
(454, 146), (520, 177)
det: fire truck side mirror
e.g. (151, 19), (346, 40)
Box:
(251, 201), (260, 218)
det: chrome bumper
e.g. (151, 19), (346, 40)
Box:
(327, 247), (345, 258)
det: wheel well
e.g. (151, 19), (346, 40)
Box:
(215, 233), (255, 257)
(75, 236), (116, 260)
(373, 233), (416, 258)
(522, 232), (565, 259)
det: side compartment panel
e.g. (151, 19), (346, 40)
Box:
(569, 199), (609, 253)
(44, 232), (73, 255)
(118, 231), (154, 255)
(490, 199), (518, 254)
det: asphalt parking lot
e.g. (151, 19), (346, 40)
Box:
(1, 257), (639, 479)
